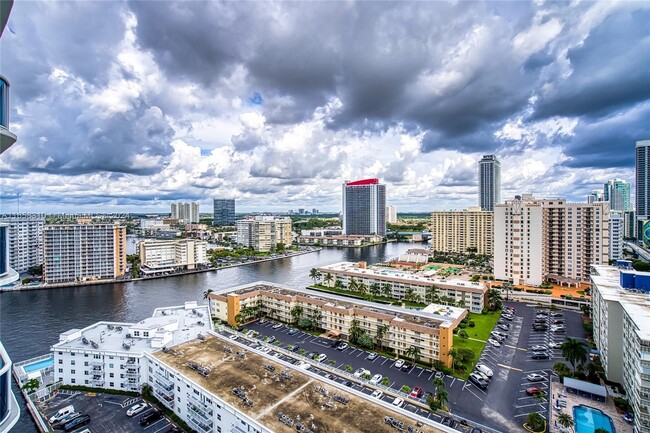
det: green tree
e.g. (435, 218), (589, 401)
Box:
(381, 283), (393, 298)
(425, 285), (440, 303)
(553, 361), (572, 379)
(202, 288), (214, 300)
(458, 329), (469, 340)
(344, 364), (353, 373)
(376, 324), (390, 351)
(349, 318), (363, 343)
(448, 348), (458, 371)
(561, 338), (588, 375)
(357, 282), (368, 295)
(381, 376), (391, 386)
(323, 272), (334, 287)
(21, 378), (40, 394)
(290, 306), (304, 324)
(525, 412), (545, 432)
(309, 268), (321, 284)
(348, 277), (359, 292)
(436, 388), (448, 408)
(334, 279), (343, 290)
(404, 287), (416, 303)
(312, 310), (323, 328)
(405, 345), (422, 365)
(369, 283), (381, 297)
(557, 413), (574, 431)
(487, 288), (503, 310)
(234, 313), (243, 326)
(595, 429), (609, 433)
(357, 333), (374, 349)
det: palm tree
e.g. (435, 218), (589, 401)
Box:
(425, 285), (440, 304)
(21, 378), (40, 394)
(448, 348), (459, 371)
(309, 268), (321, 284)
(202, 288), (214, 300)
(348, 277), (359, 292)
(369, 283), (380, 297)
(487, 288), (502, 310)
(234, 313), (243, 326)
(436, 388), (448, 408)
(312, 310), (323, 327)
(349, 318), (363, 343)
(405, 345), (421, 365)
(290, 306), (304, 324)
(381, 283), (393, 298)
(323, 272), (334, 287)
(334, 279), (343, 290)
(457, 299), (466, 308)
(376, 324), (389, 351)
(561, 338), (588, 375)
(404, 287), (416, 303)
(557, 413), (574, 431)
(357, 282), (368, 295)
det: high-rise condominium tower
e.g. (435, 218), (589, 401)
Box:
(603, 179), (631, 212)
(213, 199), (236, 226)
(342, 179), (386, 236)
(479, 155), (501, 211)
(637, 140), (650, 246)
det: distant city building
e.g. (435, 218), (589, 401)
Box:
(0, 224), (18, 287)
(398, 248), (430, 264)
(430, 207), (493, 255)
(603, 179), (631, 211)
(478, 154), (501, 211)
(609, 212), (623, 261)
(236, 216), (292, 252)
(300, 227), (343, 236)
(312, 208), (319, 214)
(342, 178), (386, 236)
(139, 239), (208, 272)
(140, 218), (170, 232)
(297, 234), (382, 247)
(213, 199), (236, 226)
(586, 189), (604, 203)
(624, 210), (637, 240)
(0, 215), (44, 273)
(43, 224), (127, 284)
(386, 205), (398, 224)
(590, 265), (650, 433)
(637, 140), (650, 245)
(494, 195), (609, 286)
(171, 202), (199, 223)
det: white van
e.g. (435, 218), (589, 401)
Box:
(49, 405), (75, 424)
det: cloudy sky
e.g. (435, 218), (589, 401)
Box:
(0, 1), (648, 214)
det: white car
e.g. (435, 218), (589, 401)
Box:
(272, 323), (282, 329)
(354, 368), (370, 378)
(487, 338), (501, 347)
(394, 359), (405, 368)
(371, 389), (384, 399)
(316, 353), (327, 362)
(369, 374), (383, 385)
(126, 402), (147, 417)
(260, 346), (271, 353)
(297, 362), (311, 370)
(392, 397), (404, 407)
(475, 364), (493, 377)
(473, 370), (489, 382)
(527, 373), (545, 382)
(228, 334), (238, 341)
(549, 341), (564, 349)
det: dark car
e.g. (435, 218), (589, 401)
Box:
(470, 428), (483, 433)
(531, 352), (549, 360)
(400, 364), (413, 372)
(140, 409), (163, 426)
(63, 414), (90, 432)
(441, 417), (457, 428)
(291, 345), (301, 352)
(551, 312), (563, 318)
(534, 318), (547, 324)
(468, 372), (488, 389)
(306, 351), (317, 359)
(331, 340), (341, 348)
(552, 319), (564, 324)
(533, 325), (548, 331)
(344, 380), (354, 387)
(165, 427), (182, 433)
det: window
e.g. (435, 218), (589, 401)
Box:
(58, 368), (63, 373)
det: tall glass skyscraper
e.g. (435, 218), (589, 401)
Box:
(213, 199), (236, 226)
(603, 178), (631, 212)
(342, 179), (386, 236)
(479, 155), (501, 211)
(636, 140), (650, 246)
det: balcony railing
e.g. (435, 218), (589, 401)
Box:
(186, 412), (212, 433)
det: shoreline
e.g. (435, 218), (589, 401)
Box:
(0, 248), (321, 293)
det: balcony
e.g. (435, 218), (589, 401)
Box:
(186, 412), (212, 433)
(0, 75), (16, 154)
(187, 401), (213, 425)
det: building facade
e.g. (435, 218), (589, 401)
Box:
(139, 239), (208, 271)
(624, 210), (637, 240)
(494, 195), (609, 286)
(603, 179), (631, 212)
(213, 199), (236, 226)
(0, 341), (19, 433)
(609, 212), (623, 261)
(586, 189), (604, 204)
(638, 140), (650, 245)
(590, 265), (650, 433)
(296, 234), (382, 247)
(386, 205), (398, 224)
(478, 155), (501, 212)
(0, 224), (19, 287)
(342, 178), (386, 236)
(209, 282), (466, 367)
(316, 262), (488, 313)
(236, 216), (292, 252)
(171, 202), (199, 223)
(430, 208), (493, 255)
(0, 216), (45, 273)
(43, 224), (127, 284)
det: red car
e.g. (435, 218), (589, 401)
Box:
(410, 386), (423, 398)
(526, 387), (543, 396)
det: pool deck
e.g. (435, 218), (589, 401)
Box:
(549, 381), (632, 433)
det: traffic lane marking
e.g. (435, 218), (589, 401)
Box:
(497, 363), (523, 371)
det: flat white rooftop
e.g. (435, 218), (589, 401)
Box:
(52, 302), (211, 355)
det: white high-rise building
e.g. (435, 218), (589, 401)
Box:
(0, 216), (45, 273)
(478, 155), (501, 211)
(342, 178), (386, 236)
(139, 239), (208, 271)
(587, 189), (604, 203)
(386, 205), (398, 224)
(430, 207), (493, 255)
(170, 202), (199, 223)
(236, 216), (292, 252)
(494, 195), (609, 286)
(609, 212), (623, 261)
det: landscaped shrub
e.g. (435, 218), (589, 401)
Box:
(468, 321), (475, 327)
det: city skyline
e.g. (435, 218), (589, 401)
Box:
(0, 2), (648, 213)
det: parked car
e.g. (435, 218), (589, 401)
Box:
(228, 334), (238, 341)
(434, 370), (445, 379)
(344, 380), (353, 387)
(487, 338), (501, 347)
(400, 363), (414, 372)
(526, 386), (542, 396)
(497, 324), (509, 332)
(527, 373), (545, 382)
(266, 336), (276, 343)
(287, 328), (299, 335)
(410, 386), (423, 398)
(52, 412), (81, 428)
(272, 323), (282, 329)
(370, 374), (383, 385)
(551, 319), (564, 324)
(354, 368), (370, 378)
(139, 409), (163, 426)
(394, 359), (405, 368)
(549, 341), (564, 349)
(316, 353), (327, 362)
(63, 414), (90, 432)
(531, 352), (549, 360)
(501, 314), (513, 321)
(531, 345), (547, 352)
(165, 427), (183, 433)
(337, 342), (349, 351)
(473, 370), (489, 382)
(306, 351), (317, 359)
(551, 312), (563, 318)
(441, 417), (458, 428)
(297, 362), (311, 370)
(371, 389), (384, 399)
(533, 324), (548, 331)
(468, 372), (488, 389)
(126, 402), (147, 417)
(49, 405), (75, 424)
(490, 332), (505, 342)
(551, 325), (566, 333)
(392, 397), (404, 407)
(291, 345), (301, 352)
(366, 352), (378, 360)
(475, 364), (493, 377)
(470, 428), (483, 433)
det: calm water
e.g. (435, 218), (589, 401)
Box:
(0, 242), (414, 432)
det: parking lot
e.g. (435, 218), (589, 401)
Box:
(228, 301), (587, 433)
(41, 391), (182, 433)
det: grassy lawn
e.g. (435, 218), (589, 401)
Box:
(451, 310), (501, 379)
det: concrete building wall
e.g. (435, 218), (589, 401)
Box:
(430, 208), (493, 255)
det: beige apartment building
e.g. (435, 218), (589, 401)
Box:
(296, 234), (382, 246)
(236, 216), (292, 252)
(430, 207), (493, 255)
(138, 239), (208, 272)
(209, 282), (466, 367)
(494, 195), (609, 286)
(316, 262), (488, 313)
(43, 224), (126, 284)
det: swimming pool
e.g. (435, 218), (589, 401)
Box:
(573, 405), (616, 433)
(23, 357), (54, 373)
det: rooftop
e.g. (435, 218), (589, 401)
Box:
(154, 333), (446, 433)
(52, 302), (211, 355)
(318, 262), (486, 293)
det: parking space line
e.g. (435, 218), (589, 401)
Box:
(381, 358), (389, 365)
(153, 424), (172, 433)
(418, 369), (425, 377)
(349, 348), (357, 355)
(428, 372), (434, 381)
(356, 351), (364, 357)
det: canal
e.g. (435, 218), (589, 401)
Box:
(0, 242), (415, 432)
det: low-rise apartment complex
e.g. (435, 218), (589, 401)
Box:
(590, 264), (650, 433)
(316, 262), (487, 313)
(236, 216), (292, 252)
(43, 224), (127, 284)
(297, 234), (382, 247)
(0, 215), (44, 273)
(138, 239), (208, 272)
(430, 208), (493, 255)
(209, 281), (466, 367)
(494, 195), (609, 286)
